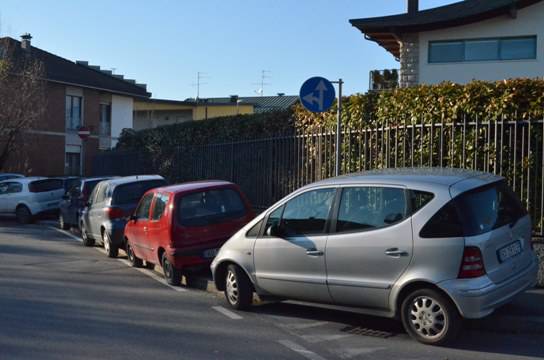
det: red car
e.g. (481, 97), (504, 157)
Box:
(124, 180), (254, 285)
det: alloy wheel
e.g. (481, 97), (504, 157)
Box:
(226, 270), (239, 305)
(409, 296), (447, 340)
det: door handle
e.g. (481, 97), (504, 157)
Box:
(306, 249), (324, 256)
(385, 248), (409, 257)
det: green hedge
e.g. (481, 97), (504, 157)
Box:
(117, 79), (544, 150)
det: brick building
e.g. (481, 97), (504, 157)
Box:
(0, 34), (151, 176)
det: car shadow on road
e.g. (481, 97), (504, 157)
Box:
(251, 300), (544, 358)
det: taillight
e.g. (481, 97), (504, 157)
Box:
(105, 207), (124, 220)
(458, 246), (486, 279)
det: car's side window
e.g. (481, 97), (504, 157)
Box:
(151, 193), (168, 221)
(336, 186), (407, 233)
(0, 182), (22, 195)
(135, 193), (154, 220)
(409, 190), (434, 214)
(281, 188), (336, 236)
(246, 219), (264, 238)
(420, 200), (464, 238)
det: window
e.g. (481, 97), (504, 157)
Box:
(336, 187), (407, 233)
(410, 190), (434, 214)
(177, 188), (247, 227)
(99, 104), (111, 136)
(112, 180), (167, 205)
(455, 180), (527, 236)
(281, 188), (336, 235)
(246, 219), (264, 238)
(66, 95), (83, 130)
(135, 193), (154, 220)
(94, 184), (109, 204)
(151, 193), (169, 220)
(429, 36), (537, 63)
(420, 201), (464, 238)
(0, 182), (22, 194)
(65, 152), (81, 176)
(28, 179), (63, 193)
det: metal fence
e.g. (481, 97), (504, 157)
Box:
(93, 117), (544, 237)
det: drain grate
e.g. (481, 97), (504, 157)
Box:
(340, 325), (394, 338)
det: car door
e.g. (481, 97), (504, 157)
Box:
(88, 183), (109, 238)
(0, 182), (22, 213)
(253, 187), (337, 303)
(325, 185), (413, 309)
(129, 192), (155, 261)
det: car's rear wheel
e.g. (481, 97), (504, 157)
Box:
(162, 253), (181, 286)
(81, 222), (95, 247)
(401, 288), (461, 346)
(126, 242), (143, 268)
(59, 214), (69, 230)
(102, 231), (118, 258)
(15, 206), (33, 225)
(224, 264), (253, 310)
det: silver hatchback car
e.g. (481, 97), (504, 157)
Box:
(211, 168), (539, 345)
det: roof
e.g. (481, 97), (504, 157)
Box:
(201, 96), (299, 113)
(308, 167), (502, 189)
(155, 180), (236, 194)
(349, 0), (543, 58)
(0, 37), (151, 98)
(134, 97), (255, 111)
(104, 175), (165, 187)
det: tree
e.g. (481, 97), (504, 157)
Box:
(0, 42), (46, 171)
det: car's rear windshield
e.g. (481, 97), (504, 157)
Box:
(177, 188), (246, 227)
(455, 180), (527, 236)
(112, 179), (166, 205)
(28, 179), (63, 193)
(420, 180), (527, 238)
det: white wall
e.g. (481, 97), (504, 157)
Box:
(111, 95), (134, 147)
(419, 1), (544, 84)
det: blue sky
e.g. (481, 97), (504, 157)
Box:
(0, 0), (456, 99)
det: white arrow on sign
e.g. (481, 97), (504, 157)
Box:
(303, 80), (328, 111)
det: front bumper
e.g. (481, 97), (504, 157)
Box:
(439, 255), (539, 319)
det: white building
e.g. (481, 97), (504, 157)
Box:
(350, 0), (544, 87)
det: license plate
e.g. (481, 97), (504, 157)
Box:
(203, 248), (219, 259)
(498, 240), (522, 263)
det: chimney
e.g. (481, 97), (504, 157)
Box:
(20, 33), (32, 51)
(407, 0), (419, 14)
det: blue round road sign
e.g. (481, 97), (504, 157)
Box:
(299, 76), (336, 113)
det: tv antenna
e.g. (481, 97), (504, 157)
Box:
(191, 72), (209, 100)
(252, 70), (271, 96)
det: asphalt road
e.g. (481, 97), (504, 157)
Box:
(0, 220), (543, 360)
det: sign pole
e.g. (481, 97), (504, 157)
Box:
(334, 79), (343, 177)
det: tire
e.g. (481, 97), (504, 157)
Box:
(126, 242), (143, 268)
(102, 231), (118, 258)
(81, 222), (95, 247)
(401, 288), (461, 346)
(59, 214), (70, 230)
(162, 253), (181, 286)
(15, 206), (33, 225)
(224, 264), (253, 310)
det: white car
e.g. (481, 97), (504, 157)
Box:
(0, 177), (65, 224)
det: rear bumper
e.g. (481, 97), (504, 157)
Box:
(439, 255), (539, 319)
(167, 245), (220, 270)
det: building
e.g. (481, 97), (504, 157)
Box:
(0, 34), (150, 176)
(134, 95), (298, 130)
(350, 0), (543, 87)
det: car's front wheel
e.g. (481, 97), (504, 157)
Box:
(59, 213), (69, 230)
(401, 288), (461, 346)
(126, 242), (143, 268)
(224, 264), (253, 310)
(15, 205), (33, 225)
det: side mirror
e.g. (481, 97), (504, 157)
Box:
(266, 224), (284, 238)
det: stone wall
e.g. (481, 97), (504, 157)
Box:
(399, 33), (419, 88)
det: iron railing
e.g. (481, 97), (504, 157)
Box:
(92, 117), (544, 237)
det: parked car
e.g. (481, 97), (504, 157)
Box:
(211, 168), (539, 345)
(56, 176), (81, 193)
(0, 177), (65, 223)
(125, 180), (254, 285)
(58, 176), (114, 230)
(80, 175), (167, 257)
(0, 173), (24, 182)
